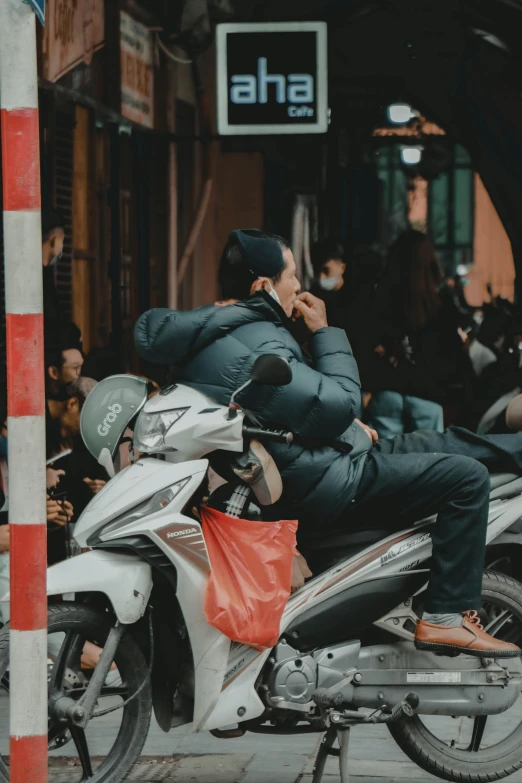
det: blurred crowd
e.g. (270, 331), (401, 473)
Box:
(310, 231), (522, 440)
(0, 209), (131, 624)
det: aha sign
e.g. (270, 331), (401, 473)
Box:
(216, 22), (328, 135)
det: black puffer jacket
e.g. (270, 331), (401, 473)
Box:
(135, 293), (370, 526)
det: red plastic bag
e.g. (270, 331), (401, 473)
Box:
(201, 506), (298, 650)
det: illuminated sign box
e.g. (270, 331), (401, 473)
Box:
(216, 22), (328, 135)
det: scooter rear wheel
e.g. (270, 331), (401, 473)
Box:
(0, 601), (152, 783)
(389, 570), (522, 782)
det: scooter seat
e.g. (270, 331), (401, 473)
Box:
(303, 528), (389, 573)
(490, 472), (519, 490)
(489, 472), (522, 500)
(305, 474), (522, 574)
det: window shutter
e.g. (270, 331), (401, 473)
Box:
(52, 105), (75, 320)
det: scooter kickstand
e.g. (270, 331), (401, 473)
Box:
(311, 722), (351, 783)
(337, 726), (351, 783)
(312, 725), (336, 783)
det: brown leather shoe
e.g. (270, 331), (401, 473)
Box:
(414, 611), (521, 658)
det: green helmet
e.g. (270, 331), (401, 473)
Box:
(80, 375), (149, 463)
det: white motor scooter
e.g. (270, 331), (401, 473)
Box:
(2, 356), (522, 783)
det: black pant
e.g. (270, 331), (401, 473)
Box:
(347, 427), (522, 613)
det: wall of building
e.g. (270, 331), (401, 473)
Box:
(185, 43), (265, 309)
(467, 175), (515, 306)
(197, 149), (265, 305)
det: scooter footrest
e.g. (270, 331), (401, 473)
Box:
(312, 688), (345, 708)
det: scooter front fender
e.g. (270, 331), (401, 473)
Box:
(47, 550), (153, 624)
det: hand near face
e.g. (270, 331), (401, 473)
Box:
(293, 292), (328, 334)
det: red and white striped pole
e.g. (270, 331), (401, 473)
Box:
(0, 1), (48, 781)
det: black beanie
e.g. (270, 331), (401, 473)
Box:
(229, 229), (285, 278)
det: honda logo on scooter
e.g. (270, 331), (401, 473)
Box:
(166, 527), (198, 539)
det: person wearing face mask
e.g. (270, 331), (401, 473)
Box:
(310, 241), (383, 366)
(42, 207), (66, 323)
(310, 240), (349, 327)
(312, 240), (346, 292)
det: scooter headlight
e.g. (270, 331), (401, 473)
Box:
(100, 477), (191, 537)
(133, 408), (188, 453)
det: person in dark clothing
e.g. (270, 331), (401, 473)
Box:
(311, 239), (347, 296)
(362, 230), (473, 437)
(439, 273), (475, 319)
(476, 298), (515, 355)
(44, 319), (84, 489)
(45, 322), (84, 400)
(135, 228), (521, 658)
(472, 328), (522, 434)
(46, 377), (105, 563)
(82, 346), (124, 382)
(311, 241), (383, 370)
(310, 239), (351, 333)
(42, 208), (66, 323)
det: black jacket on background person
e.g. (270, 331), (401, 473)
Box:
(43, 266), (63, 323)
(310, 280), (378, 361)
(359, 304), (473, 404)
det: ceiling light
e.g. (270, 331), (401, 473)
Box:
(387, 103), (415, 124)
(472, 29), (508, 52)
(400, 146), (423, 165)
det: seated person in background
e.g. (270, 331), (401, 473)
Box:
(45, 321), (84, 400)
(46, 377), (102, 564)
(46, 377), (97, 456)
(45, 330), (105, 496)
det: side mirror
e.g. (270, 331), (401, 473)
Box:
(251, 354), (292, 387)
(228, 354), (293, 419)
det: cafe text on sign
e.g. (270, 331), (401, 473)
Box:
(216, 22), (328, 135)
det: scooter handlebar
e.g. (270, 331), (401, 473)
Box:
(242, 425), (294, 445)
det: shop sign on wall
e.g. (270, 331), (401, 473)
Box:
(216, 21), (328, 135)
(45, 0), (105, 82)
(120, 11), (154, 128)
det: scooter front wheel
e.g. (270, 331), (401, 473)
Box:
(0, 601), (152, 782)
(389, 570), (522, 782)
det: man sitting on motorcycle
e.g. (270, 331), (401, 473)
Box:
(135, 229), (522, 659)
